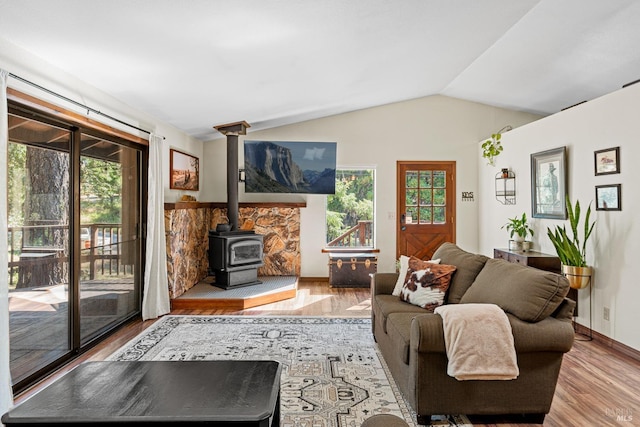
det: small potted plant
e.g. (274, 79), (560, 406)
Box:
(502, 212), (534, 251)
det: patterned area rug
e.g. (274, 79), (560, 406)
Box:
(108, 316), (471, 427)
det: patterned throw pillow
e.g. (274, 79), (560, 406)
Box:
(399, 258), (457, 311)
(392, 255), (440, 296)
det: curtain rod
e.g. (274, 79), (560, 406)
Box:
(8, 72), (162, 138)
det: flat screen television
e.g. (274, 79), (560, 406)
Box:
(244, 140), (337, 194)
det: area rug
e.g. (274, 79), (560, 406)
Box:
(108, 316), (471, 427)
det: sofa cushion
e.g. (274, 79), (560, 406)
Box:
(399, 258), (456, 311)
(374, 294), (427, 334)
(460, 258), (570, 322)
(392, 255), (411, 296)
(432, 243), (489, 304)
(393, 256), (441, 296)
(386, 313), (417, 365)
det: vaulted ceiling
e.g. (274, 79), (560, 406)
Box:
(1, 0), (640, 141)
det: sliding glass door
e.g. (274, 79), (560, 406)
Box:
(79, 134), (141, 345)
(7, 108), (144, 391)
(7, 115), (72, 384)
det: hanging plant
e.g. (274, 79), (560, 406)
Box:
(481, 126), (512, 166)
(482, 133), (503, 166)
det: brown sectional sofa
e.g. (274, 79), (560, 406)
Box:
(371, 243), (575, 425)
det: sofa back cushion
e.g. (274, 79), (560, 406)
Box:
(432, 243), (489, 304)
(460, 258), (570, 322)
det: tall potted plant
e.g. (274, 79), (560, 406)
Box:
(546, 196), (596, 289)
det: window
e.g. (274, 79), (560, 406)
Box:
(326, 168), (375, 248)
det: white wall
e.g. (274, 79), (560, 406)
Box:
(0, 37), (202, 202)
(478, 83), (640, 351)
(202, 95), (542, 277)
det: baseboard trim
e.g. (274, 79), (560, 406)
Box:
(574, 323), (640, 362)
(298, 277), (329, 283)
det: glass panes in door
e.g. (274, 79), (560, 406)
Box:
(79, 134), (141, 344)
(405, 170), (447, 224)
(7, 115), (71, 384)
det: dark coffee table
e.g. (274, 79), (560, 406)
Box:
(2, 360), (281, 426)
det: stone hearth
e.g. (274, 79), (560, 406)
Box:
(164, 202), (303, 299)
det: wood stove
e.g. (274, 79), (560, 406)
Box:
(209, 230), (263, 289)
(210, 121), (264, 289)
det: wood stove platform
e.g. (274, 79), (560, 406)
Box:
(171, 276), (298, 310)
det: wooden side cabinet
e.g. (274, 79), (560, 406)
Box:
(494, 248), (578, 313)
(494, 248), (561, 272)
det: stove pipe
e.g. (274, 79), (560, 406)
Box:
(226, 134), (239, 230)
(213, 121), (251, 231)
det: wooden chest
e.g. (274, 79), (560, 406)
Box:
(328, 253), (377, 287)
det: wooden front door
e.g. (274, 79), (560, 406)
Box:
(396, 161), (456, 260)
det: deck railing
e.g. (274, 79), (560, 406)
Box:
(327, 220), (373, 248)
(7, 223), (130, 288)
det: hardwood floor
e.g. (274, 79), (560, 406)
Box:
(14, 281), (640, 426)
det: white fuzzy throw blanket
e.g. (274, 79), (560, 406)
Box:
(434, 303), (519, 381)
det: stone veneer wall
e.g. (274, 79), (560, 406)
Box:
(164, 205), (211, 299)
(164, 202), (302, 299)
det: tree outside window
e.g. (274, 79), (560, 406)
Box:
(326, 168), (375, 248)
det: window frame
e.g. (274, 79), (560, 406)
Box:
(325, 167), (376, 250)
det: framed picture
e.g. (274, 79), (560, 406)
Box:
(531, 147), (567, 219)
(244, 140), (337, 194)
(594, 147), (620, 175)
(595, 184), (621, 211)
(170, 149), (199, 191)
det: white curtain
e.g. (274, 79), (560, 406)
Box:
(141, 133), (170, 320)
(1, 69), (13, 418)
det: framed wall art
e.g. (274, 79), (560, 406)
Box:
(243, 140), (337, 194)
(531, 146), (567, 219)
(594, 146), (620, 175)
(170, 149), (199, 191)
(595, 184), (621, 211)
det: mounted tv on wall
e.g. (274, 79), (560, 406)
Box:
(244, 140), (337, 194)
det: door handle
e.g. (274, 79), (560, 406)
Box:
(400, 213), (406, 231)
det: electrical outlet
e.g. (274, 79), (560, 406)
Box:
(603, 307), (610, 321)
